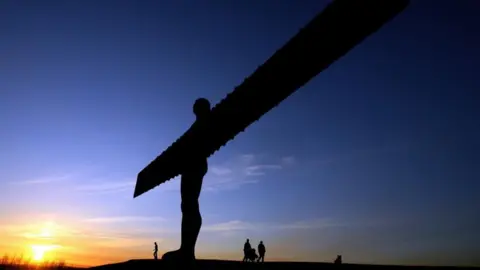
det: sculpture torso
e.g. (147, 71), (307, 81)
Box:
(182, 117), (209, 175)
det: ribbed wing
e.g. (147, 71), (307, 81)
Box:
(134, 0), (410, 198)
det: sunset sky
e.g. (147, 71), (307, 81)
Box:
(1, 0), (479, 267)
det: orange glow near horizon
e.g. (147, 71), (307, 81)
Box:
(0, 218), (172, 267)
(0, 216), (369, 267)
(5, 216), (472, 268)
(1, 218), (255, 267)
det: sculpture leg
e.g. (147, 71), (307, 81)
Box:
(179, 170), (204, 258)
(162, 164), (205, 262)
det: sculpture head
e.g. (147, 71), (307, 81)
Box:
(193, 98), (211, 119)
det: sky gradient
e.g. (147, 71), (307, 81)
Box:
(1, 0), (479, 267)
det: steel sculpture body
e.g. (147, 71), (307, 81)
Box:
(134, 0), (409, 198)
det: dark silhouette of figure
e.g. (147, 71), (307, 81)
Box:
(257, 241), (266, 263)
(243, 239), (251, 262)
(248, 248), (258, 262)
(334, 255), (342, 264)
(153, 242), (158, 260)
(133, 1), (409, 267)
(162, 98), (211, 263)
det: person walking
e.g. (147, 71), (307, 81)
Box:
(257, 241), (266, 263)
(153, 242), (158, 260)
(243, 239), (251, 262)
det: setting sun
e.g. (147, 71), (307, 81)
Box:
(31, 245), (57, 262)
(26, 222), (60, 262)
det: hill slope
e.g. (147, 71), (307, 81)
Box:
(89, 259), (479, 270)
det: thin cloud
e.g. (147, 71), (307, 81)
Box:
(281, 156), (296, 166)
(11, 174), (74, 185)
(204, 154), (293, 191)
(203, 178), (259, 192)
(275, 218), (342, 230)
(245, 164), (282, 176)
(310, 142), (411, 168)
(240, 154), (255, 163)
(145, 154), (295, 193)
(210, 166), (233, 176)
(75, 180), (135, 194)
(83, 216), (166, 224)
(92, 236), (162, 248)
(203, 220), (257, 232)
(203, 218), (341, 232)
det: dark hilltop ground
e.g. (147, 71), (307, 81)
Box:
(2, 259), (478, 270)
(88, 259), (479, 270)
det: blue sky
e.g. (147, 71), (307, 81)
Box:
(0, 0), (479, 267)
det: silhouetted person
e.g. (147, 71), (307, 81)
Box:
(162, 98), (211, 263)
(153, 242), (158, 260)
(257, 241), (266, 262)
(243, 239), (251, 262)
(334, 255), (342, 264)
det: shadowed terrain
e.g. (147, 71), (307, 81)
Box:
(88, 260), (480, 270)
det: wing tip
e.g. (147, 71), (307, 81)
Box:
(133, 187), (140, 198)
(133, 175), (143, 198)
